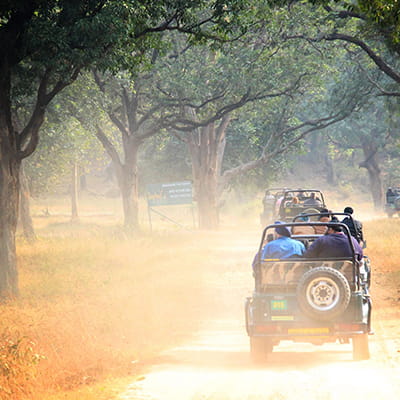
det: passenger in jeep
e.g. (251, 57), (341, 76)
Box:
(260, 222), (305, 259)
(341, 206), (364, 245)
(303, 224), (363, 260)
(314, 212), (331, 235)
(292, 214), (315, 235)
(303, 192), (322, 206)
(386, 187), (396, 203)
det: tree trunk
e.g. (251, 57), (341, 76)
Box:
(309, 133), (324, 164)
(71, 162), (79, 221)
(360, 142), (383, 209)
(325, 154), (338, 185)
(19, 163), (36, 242)
(95, 125), (141, 233)
(0, 62), (20, 297)
(0, 153), (20, 298)
(0, 31), (71, 299)
(195, 166), (220, 230)
(114, 147), (139, 232)
(188, 119), (229, 230)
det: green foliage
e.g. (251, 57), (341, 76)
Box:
(24, 81), (107, 196)
(2, 0), (254, 81)
(11, 0), (400, 205)
(0, 332), (42, 400)
(356, 0), (400, 45)
(139, 134), (191, 187)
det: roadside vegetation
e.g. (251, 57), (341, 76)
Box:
(5, 220), (211, 399)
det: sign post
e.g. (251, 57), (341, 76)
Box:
(146, 181), (195, 230)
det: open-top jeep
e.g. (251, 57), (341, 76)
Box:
(245, 218), (372, 362)
(385, 187), (400, 217)
(260, 188), (328, 226)
(276, 189), (328, 222)
(260, 187), (291, 226)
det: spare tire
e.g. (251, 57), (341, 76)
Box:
(296, 266), (351, 321)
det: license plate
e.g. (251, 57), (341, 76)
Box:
(271, 299), (287, 311)
(271, 315), (294, 321)
(288, 327), (330, 334)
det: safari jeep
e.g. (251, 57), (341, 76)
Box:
(260, 187), (291, 226)
(276, 189), (328, 222)
(384, 187), (400, 217)
(245, 220), (372, 362)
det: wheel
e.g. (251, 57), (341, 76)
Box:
(250, 336), (273, 363)
(352, 333), (370, 360)
(296, 267), (351, 321)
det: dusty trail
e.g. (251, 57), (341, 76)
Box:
(119, 230), (400, 400)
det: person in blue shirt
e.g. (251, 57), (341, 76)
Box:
(261, 222), (306, 259)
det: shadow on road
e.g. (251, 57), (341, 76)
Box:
(146, 338), (355, 373)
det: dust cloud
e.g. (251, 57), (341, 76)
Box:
(116, 223), (400, 400)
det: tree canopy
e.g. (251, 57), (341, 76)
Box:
(1, 0), (400, 297)
(0, 0), (254, 297)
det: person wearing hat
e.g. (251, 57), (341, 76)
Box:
(303, 223), (363, 260)
(260, 221), (306, 259)
(341, 206), (364, 245)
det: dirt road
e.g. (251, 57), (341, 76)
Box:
(119, 229), (400, 400)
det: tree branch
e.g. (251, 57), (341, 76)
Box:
(221, 112), (349, 188)
(322, 33), (400, 84)
(95, 125), (122, 168)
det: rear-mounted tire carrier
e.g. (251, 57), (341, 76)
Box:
(296, 266), (351, 321)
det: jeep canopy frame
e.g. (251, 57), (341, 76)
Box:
(276, 189), (327, 222)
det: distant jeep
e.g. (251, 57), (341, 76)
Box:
(245, 218), (372, 362)
(385, 187), (400, 217)
(260, 187), (291, 226)
(275, 189), (328, 222)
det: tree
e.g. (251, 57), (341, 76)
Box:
(284, 1), (400, 93)
(152, 21), (351, 228)
(23, 99), (107, 224)
(327, 97), (400, 208)
(302, 0), (400, 205)
(92, 69), (174, 231)
(0, 0), (250, 298)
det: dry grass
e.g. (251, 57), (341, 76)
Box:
(363, 218), (400, 308)
(2, 223), (212, 399)
(363, 219), (399, 271)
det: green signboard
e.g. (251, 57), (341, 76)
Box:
(146, 181), (193, 207)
